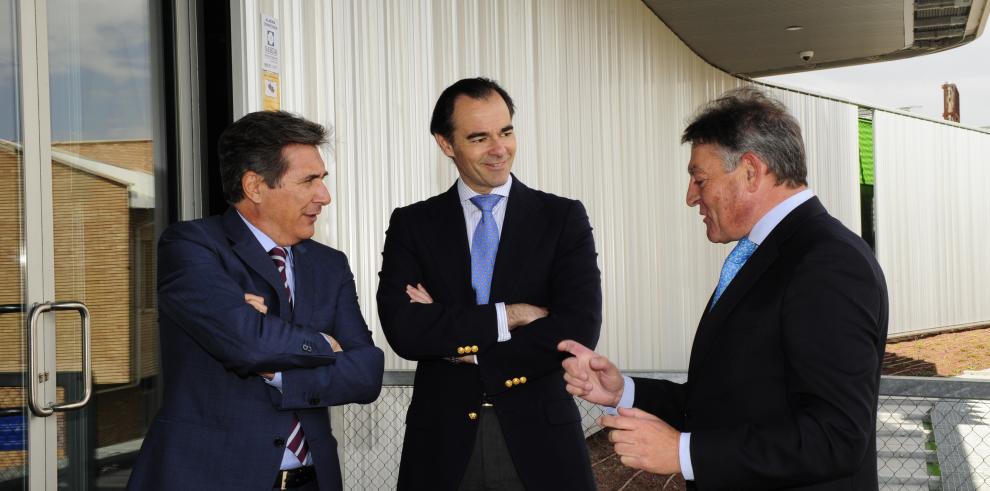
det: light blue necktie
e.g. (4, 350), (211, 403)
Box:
(470, 194), (503, 305)
(711, 237), (757, 310)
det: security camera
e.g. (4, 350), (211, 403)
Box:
(799, 50), (815, 62)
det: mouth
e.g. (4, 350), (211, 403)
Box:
(303, 211), (320, 223)
(483, 161), (507, 171)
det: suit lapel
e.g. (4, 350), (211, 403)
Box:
(490, 177), (545, 301)
(429, 185), (474, 303)
(687, 197), (828, 376)
(223, 208), (292, 316)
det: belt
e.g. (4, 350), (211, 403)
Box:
(274, 465), (316, 490)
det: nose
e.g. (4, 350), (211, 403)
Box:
(315, 180), (332, 206)
(686, 179), (699, 207)
(489, 138), (508, 157)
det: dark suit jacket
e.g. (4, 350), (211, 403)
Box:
(377, 176), (602, 490)
(634, 197), (888, 490)
(128, 208), (384, 491)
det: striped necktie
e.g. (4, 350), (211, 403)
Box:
(269, 246), (308, 463)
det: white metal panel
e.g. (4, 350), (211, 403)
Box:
(318, 0), (863, 371)
(227, 0), (864, 372)
(874, 111), (990, 336)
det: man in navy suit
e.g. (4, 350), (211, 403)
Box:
(377, 78), (602, 490)
(128, 111), (384, 490)
(561, 88), (888, 490)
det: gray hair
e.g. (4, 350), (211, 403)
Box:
(681, 87), (807, 187)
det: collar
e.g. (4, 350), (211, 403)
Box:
(456, 174), (513, 204)
(236, 211), (292, 257)
(748, 189), (815, 245)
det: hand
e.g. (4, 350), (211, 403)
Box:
(506, 303), (549, 330)
(406, 283), (433, 304)
(244, 293), (268, 314)
(558, 339), (624, 407)
(323, 333), (343, 353)
(600, 407), (681, 475)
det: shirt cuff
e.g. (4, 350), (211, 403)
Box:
(495, 302), (511, 342)
(680, 432), (694, 480)
(263, 372), (283, 392)
(602, 375), (635, 416)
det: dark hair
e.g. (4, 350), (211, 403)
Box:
(430, 77), (515, 141)
(681, 87), (807, 187)
(218, 111), (328, 204)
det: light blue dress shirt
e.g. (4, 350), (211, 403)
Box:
(237, 212), (312, 469)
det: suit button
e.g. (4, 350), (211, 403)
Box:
(274, 437), (285, 447)
(512, 377), (521, 386)
(470, 345), (479, 353)
(309, 397), (320, 405)
(457, 346), (466, 355)
(504, 380), (513, 388)
(468, 412), (478, 421)
(519, 376), (527, 384)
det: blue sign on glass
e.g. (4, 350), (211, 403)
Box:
(0, 415), (26, 451)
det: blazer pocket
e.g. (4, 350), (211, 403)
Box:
(544, 398), (581, 426)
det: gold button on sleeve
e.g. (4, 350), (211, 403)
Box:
(457, 347), (465, 355)
(471, 345), (479, 353)
(504, 380), (513, 388)
(520, 376), (527, 384)
(468, 412), (478, 420)
(512, 377), (521, 386)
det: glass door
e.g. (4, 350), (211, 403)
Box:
(0, 1), (29, 489)
(1, 0), (166, 489)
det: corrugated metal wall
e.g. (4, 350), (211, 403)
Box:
(234, 0), (864, 370)
(873, 111), (990, 336)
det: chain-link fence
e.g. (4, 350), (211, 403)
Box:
(336, 372), (990, 490)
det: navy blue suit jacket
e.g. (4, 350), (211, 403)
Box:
(378, 177), (602, 490)
(128, 208), (384, 491)
(634, 197), (888, 490)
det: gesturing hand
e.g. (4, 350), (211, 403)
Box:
(600, 407), (681, 475)
(558, 339), (625, 407)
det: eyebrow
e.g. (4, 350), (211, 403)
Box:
(298, 171), (328, 182)
(465, 125), (514, 141)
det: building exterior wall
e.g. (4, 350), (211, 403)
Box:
(873, 111), (990, 336)
(231, 0), (866, 371)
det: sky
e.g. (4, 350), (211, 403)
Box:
(0, 0), (152, 142)
(760, 28), (990, 129)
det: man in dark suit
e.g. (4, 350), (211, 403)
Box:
(377, 77), (602, 490)
(128, 111), (384, 491)
(561, 87), (888, 490)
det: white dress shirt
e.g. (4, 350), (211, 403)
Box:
(456, 176), (514, 361)
(610, 189), (815, 480)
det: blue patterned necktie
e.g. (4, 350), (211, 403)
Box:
(470, 194), (503, 305)
(711, 237), (758, 310)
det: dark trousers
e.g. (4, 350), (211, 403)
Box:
(458, 406), (525, 491)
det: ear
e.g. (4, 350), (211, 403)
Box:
(433, 133), (456, 159)
(739, 152), (768, 192)
(241, 171), (265, 204)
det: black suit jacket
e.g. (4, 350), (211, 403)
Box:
(634, 197), (888, 490)
(128, 209), (384, 491)
(377, 176), (602, 490)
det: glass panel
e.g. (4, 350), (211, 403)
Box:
(45, 0), (160, 488)
(0, 0), (28, 488)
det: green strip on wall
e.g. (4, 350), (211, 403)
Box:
(859, 118), (874, 185)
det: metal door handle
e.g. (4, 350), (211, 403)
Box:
(27, 301), (92, 416)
